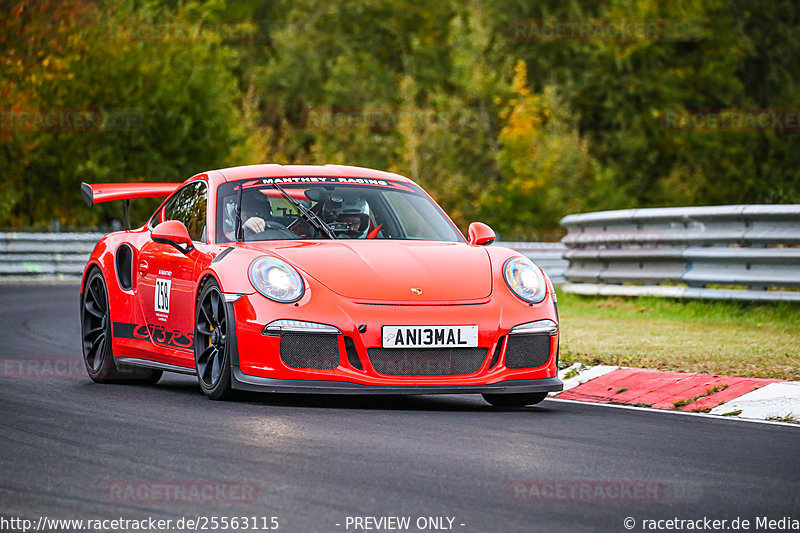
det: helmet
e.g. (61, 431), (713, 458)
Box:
(241, 189), (272, 218)
(330, 196), (370, 238)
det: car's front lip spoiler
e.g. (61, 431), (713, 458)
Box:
(231, 367), (563, 395)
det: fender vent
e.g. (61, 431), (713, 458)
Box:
(115, 244), (133, 290)
(280, 333), (340, 370)
(504, 334), (551, 369)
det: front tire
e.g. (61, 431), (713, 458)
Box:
(81, 268), (162, 384)
(482, 392), (548, 408)
(194, 279), (234, 400)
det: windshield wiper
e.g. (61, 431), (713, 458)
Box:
(272, 182), (337, 239)
(234, 183), (244, 242)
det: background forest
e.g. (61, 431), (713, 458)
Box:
(2, 0), (799, 239)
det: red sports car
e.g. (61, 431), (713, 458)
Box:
(80, 164), (562, 405)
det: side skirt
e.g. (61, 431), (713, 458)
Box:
(115, 356), (196, 376)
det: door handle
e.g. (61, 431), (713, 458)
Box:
(138, 259), (149, 276)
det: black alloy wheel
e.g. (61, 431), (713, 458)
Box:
(195, 279), (234, 400)
(81, 268), (161, 384)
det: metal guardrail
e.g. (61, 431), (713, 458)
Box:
(560, 205), (800, 302)
(0, 233), (569, 283)
(0, 233), (105, 279)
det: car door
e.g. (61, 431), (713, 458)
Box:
(137, 180), (208, 365)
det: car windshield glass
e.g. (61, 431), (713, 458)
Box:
(216, 178), (464, 243)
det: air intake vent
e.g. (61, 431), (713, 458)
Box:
(280, 333), (339, 370)
(504, 334), (551, 369)
(488, 336), (505, 369)
(367, 348), (486, 376)
(344, 336), (363, 370)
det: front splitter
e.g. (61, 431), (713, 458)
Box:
(231, 367), (563, 395)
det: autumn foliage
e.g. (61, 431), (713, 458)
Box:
(2, 0), (798, 238)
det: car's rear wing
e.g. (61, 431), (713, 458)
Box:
(80, 182), (180, 229)
(80, 182), (180, 206)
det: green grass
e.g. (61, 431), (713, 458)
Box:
(557, 292), (800, 381)
(672, 384), (728, 409)
(766, 414), (799, 424)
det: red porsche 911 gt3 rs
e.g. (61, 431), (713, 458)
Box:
(80, 164), (562, 405)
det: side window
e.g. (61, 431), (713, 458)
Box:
(163, 181), (207, 242)
(383, 191), (440, 240)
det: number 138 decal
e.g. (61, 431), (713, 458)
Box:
(155, 278), (171, 314)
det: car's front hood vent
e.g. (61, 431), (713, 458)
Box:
(267, 240), (493, 303)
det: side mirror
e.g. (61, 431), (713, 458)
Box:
(152, 220), (194, 254)
(468, 222), (495, 246)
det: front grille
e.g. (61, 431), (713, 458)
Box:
(367, 348), (487, 376)
(280, 333), (340, 370)
(504, 334), (551, 369)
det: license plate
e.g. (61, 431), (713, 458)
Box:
(381, 325), (478, 348)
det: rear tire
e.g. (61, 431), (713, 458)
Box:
(482, 392), (548, 408)
(81, 268), (162, 384)
(194, 279), (234, 400)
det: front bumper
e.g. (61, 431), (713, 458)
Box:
(226, 287), (561, 391)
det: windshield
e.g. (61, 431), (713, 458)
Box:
(216, 177), (464, 243)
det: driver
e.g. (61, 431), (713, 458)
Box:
(240, 190), (272, 234)
(330, 197), (371, 238)
(225, 189), (272, 239)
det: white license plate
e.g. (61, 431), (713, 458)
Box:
(381, 325), (478, 348)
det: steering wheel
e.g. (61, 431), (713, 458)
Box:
(243, 220), (292, 240)
(264, 221), (288, 231)
(249, 227), (299, 240)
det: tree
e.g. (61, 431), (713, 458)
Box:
(1, 0), (244, 227)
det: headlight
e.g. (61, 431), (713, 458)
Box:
(503, 257), (547, 303)
(248, 256), (305, 303)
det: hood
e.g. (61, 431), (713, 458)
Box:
(248, 240), (493, 303)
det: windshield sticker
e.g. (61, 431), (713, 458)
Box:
(257, 177), (389, 186)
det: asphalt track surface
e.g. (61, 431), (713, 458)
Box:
(1, 285), (798, 533)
